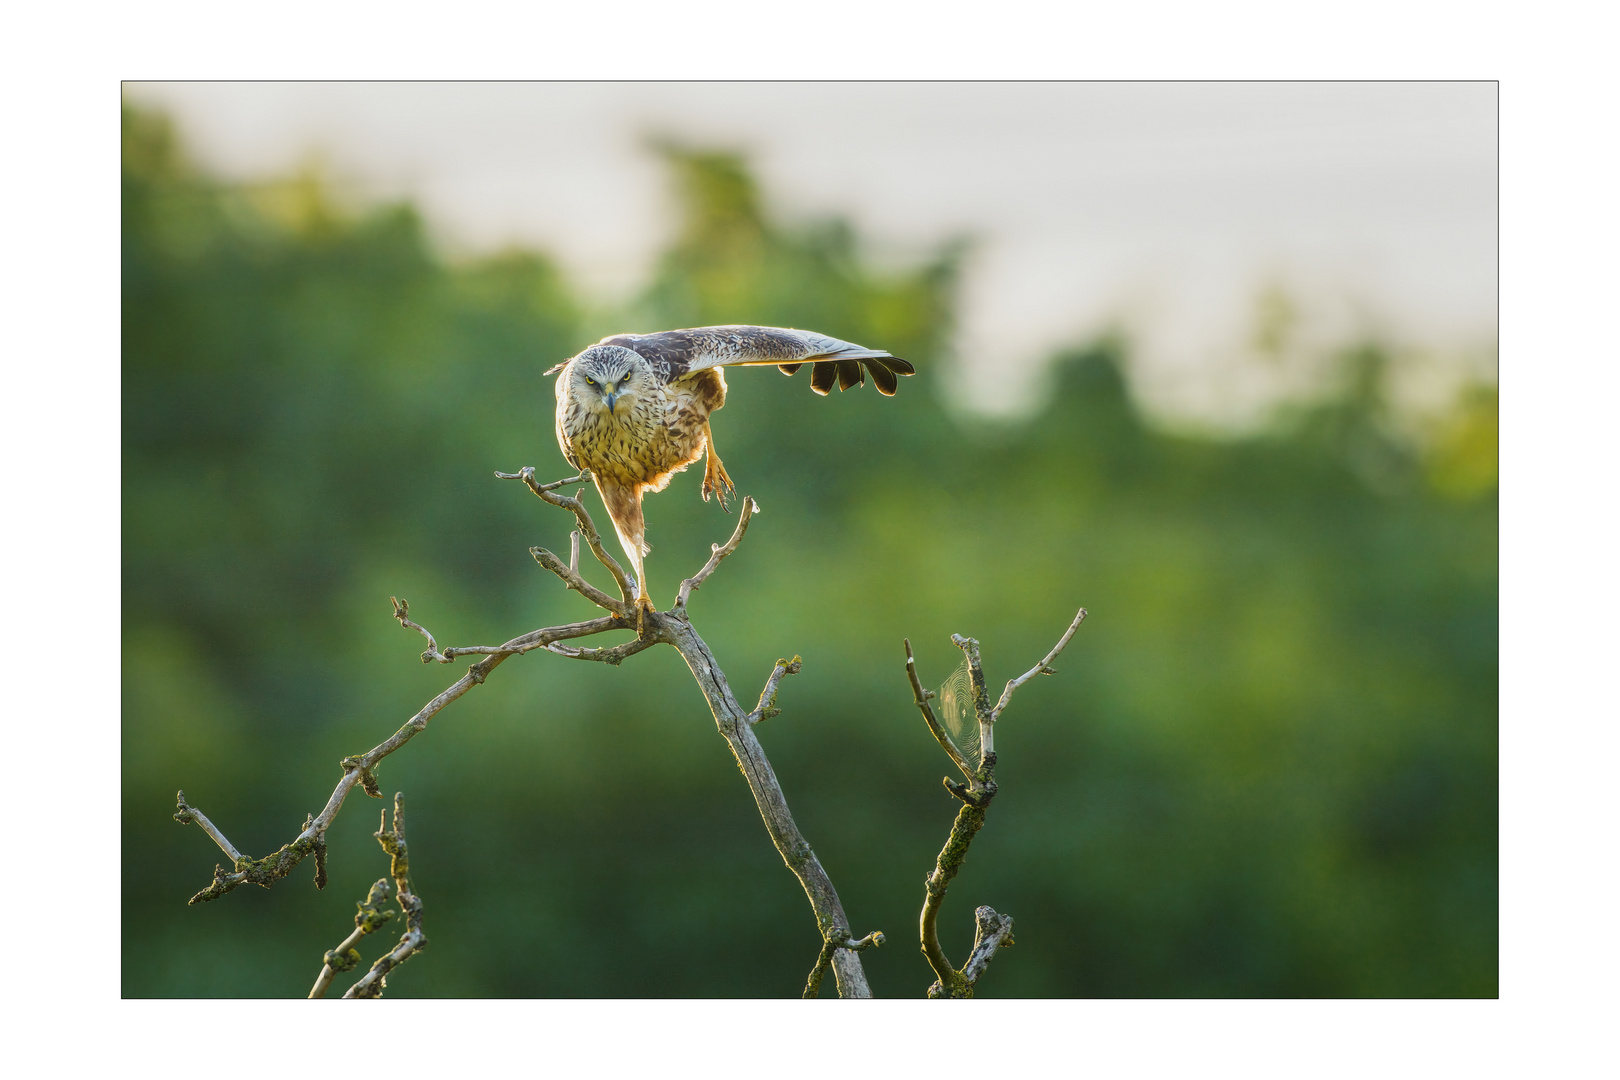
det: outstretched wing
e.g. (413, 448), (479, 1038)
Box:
(599, 325), (915, 397)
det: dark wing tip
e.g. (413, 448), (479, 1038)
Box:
(809, 361), (837, 396)
(866, 360), (899, 396)
(783, 350), (911, 396)
(836, 359), (865, 392)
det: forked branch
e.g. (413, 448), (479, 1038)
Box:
(343, 793), (428, 998)
(175, 609), (627, 905)
(507, 477), (874, 994)
(803, 928), (885, 999)
(174, 468), (877, 997)
(497, 466), (637, 605)
(904, 640), (975, 780)
(908, 606), (1086, 997)
(309, 878), (394, 999)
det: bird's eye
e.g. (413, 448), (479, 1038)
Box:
(584, 377), (595, 387)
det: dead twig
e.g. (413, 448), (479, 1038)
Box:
(531, 546), (633, 616)
(509, 474), (873, 994)
(176, 608), (626, 904)
(544, 635), (659, 665)
(674, 497), (759, 609)
(748, 655), (802, 724)
(656, 608), (877, 997)
(990, 607), (1088, 722)
(960, 906), (1015, 987)
(803, 927), (885, 999)
(391, 597), (448, 663)
(309, 878), (394, 999)
(173, 791), (245, 864)
(910, 606), (1086, 997)
(343, 793), (428, 998)
(175, 468), (877, 997)
(904, 640), (975, 780)
(497, 466), (637, 605)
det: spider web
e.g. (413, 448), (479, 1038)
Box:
(934, 657), (982, 773)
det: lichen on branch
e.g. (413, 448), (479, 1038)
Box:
(906, 606), (1086, 998)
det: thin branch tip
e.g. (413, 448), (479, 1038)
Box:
(749, 654), (803, 723)
(990, 605), (1088, 722)
(341, 791), (427, 999)
(392, 596), (453, 663)
(905, 642), (974, 780)
(675, 496), (759, 609)
(502, 465), (635, 603)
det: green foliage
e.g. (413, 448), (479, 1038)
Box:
(122, 105), (1497, 997)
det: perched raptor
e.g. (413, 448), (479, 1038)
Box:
(547, 324), (913, 611)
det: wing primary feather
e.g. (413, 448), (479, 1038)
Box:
(778, 362), (804, 376)
(836, 359), (864, 391)
(866, 359), (899, 396)
(809, 361), (837, 395)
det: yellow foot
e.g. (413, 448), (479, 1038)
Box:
(703, 476), (736, 513)
(635, 595), (656, 634)
(702, 458), (736, 512)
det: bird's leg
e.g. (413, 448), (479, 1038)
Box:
(597, 477), (658, 628)
(630, 548), (655, 634)
(700, 421), (736, 512)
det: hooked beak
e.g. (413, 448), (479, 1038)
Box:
(604, 390), (619, 414)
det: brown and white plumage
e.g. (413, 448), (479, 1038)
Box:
(548, 325), (913, 609)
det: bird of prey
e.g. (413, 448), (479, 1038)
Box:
(548, 324), (913, 612)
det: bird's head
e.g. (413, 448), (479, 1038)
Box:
(567, 345), (650, 419)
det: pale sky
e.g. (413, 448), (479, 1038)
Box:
(124, 82), (1498, 423)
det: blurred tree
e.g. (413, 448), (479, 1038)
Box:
(123, 105), (1496, 998)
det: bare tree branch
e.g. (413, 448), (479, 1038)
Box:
(177, 609), (627, 904)
(309, 878), (394, 999)
(653, 607), (877, 997)
(504, 474), (874, 995)
(960, 906), (1015, 987)
(176, 468), (878, 997)
(497, 466), (637, 605)
(427, 615), (629, 659)
(950, 633), (996, 759)
(173, 791), (245, 864)
(748, 655), (802, 724)
(531, 546), (633, 617)
(343, 793), (428, 998)
(903, 640), (975, 780)
(802, 927), (885, 999)
(544, 635), (659, 665)
(910, 607), (1086, 998)
(920, 793), (992, 997)
(391, 597), (448, 663)
(674, 496), (759, 610)
(495, 475), (875, 992)
(990, 607), (1088, 722)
